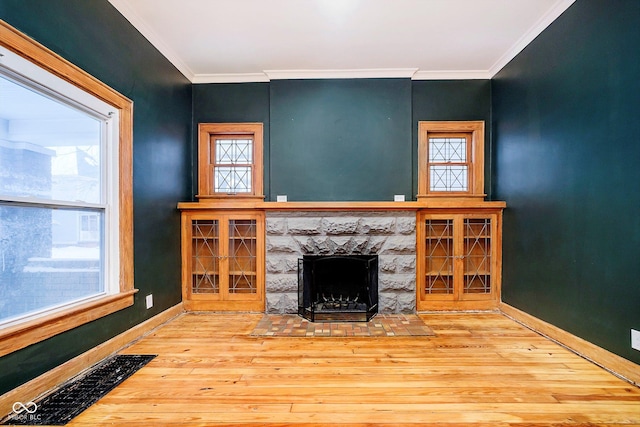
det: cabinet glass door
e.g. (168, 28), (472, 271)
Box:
(417, 211), (501, 311)
(228, 219), (257, 295)
(191, 219), (220, 294)
(462, 217), (492, 295)
(424, 219), (454, 295)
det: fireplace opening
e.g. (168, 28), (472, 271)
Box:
(298, 255), (378, 322)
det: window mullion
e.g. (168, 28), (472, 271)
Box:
(0, 196), (107, 210)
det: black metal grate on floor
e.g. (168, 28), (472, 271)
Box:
(2, 354), (155, 426)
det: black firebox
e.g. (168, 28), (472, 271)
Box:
(298, 255), (378, 322)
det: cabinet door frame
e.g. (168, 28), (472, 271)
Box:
(458, 213), (498, 302)
(417, 214), (457, 304)
(416, 210), (502, 311)
(224, 213), (264, 303)
(182, 213), (223, 302)
(181, 210), (265, 311)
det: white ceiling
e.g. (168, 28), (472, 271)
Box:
(108, 0), (575, 83)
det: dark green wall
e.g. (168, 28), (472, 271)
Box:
(191, 79), (493, 202)
(0, 0), (192, 394)
(412, 80), (493, 199)
(269, 79), (412, 201)
(192, 83), (270, 199)
(493, 0), (640, 363)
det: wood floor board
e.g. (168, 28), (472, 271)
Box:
(65, 312), (640, 426)
(85, 401), (640, 416)
(98, 392), (563, 405)
(176, 365), (583, 376)
(70, 410), (640, 425)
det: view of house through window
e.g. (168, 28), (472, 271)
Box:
(0, 55), (117, 326)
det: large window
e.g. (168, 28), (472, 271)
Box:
(0, 21), (134, 355)
(418, 121), (485, 199)
(197, 123), (264, 200)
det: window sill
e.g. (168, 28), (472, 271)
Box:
(0, 290), (137, 357)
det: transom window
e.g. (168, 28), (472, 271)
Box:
(198, 123), (263, 199)
(418, 121), (484, 199)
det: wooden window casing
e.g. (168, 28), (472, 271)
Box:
(418, 121), (485, 200)
(198, 123), (264, 200)
(0, 20), (135, 356)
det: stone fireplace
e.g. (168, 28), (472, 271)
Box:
(265, 211), (416, 315)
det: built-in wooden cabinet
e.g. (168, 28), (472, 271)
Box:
(416, 208), (503, 311)
(181, 210), (265, 311)
(179, 202), (503, 313)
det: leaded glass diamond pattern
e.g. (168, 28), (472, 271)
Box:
(424, 219), (453, 294)
(428, 137), (469, 192)
(228, 219), (257, 294)
(214, 138), (253, 193)
(429, 137), (466, 162)
(216, 139), (252, 164)
(463, 218), (491, 294)
(430, 165), (468, 191)
(191, 220), (219, 294)
(215, 167), (252, 193)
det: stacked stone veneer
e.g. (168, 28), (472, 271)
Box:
(265, 211), (416, 314)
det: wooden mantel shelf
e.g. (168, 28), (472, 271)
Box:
(178, 199), (506, 211)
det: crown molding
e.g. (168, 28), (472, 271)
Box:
(411, 70), (492, 80)
(489, 0), (576, 77)
(263, 68), (418, 80)
(191, 68), (496, 84)
(191, 73), (270, 84)
(190, 68), (423, 84)
(108, 0), (195, 81)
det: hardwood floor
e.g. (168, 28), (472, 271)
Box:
(70, 312), (640, 426)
